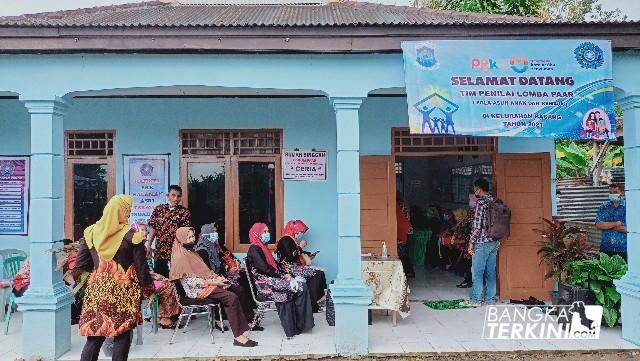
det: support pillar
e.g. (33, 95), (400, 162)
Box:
(329, 97), (372, 355)
(614, 94), (640, 346)
(17, 97), (72, 360)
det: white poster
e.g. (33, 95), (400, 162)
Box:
(0, 156), (29, 235)
(282, 149), (328, 181)
(123, 154), (170, 226)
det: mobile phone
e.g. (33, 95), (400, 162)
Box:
(311, 251), (320, 257)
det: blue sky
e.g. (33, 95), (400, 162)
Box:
(0, 0), (638, 18)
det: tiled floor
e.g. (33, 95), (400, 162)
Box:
(369, 267), (639, 354)
(3, 268), (638, 360)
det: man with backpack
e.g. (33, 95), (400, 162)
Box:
(464, 178), (509, 307)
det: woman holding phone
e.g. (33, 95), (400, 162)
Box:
(276, 220), (327, 313)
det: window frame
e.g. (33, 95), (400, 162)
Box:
(64, 130), (116, 240)
(179, 129), (283, 252)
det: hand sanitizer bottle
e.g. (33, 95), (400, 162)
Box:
(381, 242), (388, 259)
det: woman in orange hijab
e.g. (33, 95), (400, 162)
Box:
(276, 220), (327, 313)
(170, 227), (259, 347)
(76, 195), (152, 361)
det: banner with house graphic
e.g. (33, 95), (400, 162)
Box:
(402, 40), (614, 139)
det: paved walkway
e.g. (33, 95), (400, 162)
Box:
(2, 268), (638, 360)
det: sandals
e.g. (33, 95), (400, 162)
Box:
(215, 323), (229, 332)
(251, 325), (265, 331)
(159, 322), (178, 329)
(233, 339), (258, 347)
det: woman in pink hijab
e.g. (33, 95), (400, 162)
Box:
(276, 220), (327, 313)
(246, 223), (314, 338)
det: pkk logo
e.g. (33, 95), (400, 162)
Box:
(574, 42), (605, 69)
(139, 163), (154, 177)
(0, 161), (15, 177)
(416, 45), (438, 69)
(510, 56), (529, 73)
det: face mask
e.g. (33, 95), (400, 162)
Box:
(295, 232), (304, 240)
(183, 242), (195, 250)
(609, 194), (621, 202)
(209, 232), (219, 242)
(168, 200), (178, 208)
(261, 233), (271, 244)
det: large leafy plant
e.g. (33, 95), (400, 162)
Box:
(556, 141), (590, 179)
(536, 218), (598, 283)
(566, 253), (628, 327)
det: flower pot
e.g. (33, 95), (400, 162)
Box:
(558, 283), (596, 305)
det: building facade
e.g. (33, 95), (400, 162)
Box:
(0, 1), (639, 359)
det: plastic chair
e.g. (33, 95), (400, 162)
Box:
(3, 255), (27, 335)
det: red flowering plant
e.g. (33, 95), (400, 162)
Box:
(50, 240), (90, 302)
(535, 218), (598, 283)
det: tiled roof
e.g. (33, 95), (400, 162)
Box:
(0, 1), (555, 28)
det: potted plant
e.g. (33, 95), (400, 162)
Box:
(536, 218), (598, 304)
(565, 253), (628, 327)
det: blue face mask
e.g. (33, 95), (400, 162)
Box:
(261, 233), (271, 244)
(209, 232), (219, 242)
(609, 194), (621, 202)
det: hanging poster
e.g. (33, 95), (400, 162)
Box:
(283, 149), (328, 181)
(123, 154), (170, 226)
(0, 156), (29, 235)
(402, 40), (615, 139)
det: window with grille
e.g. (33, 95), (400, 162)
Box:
(392, 128), (496, 155)
(66, 131), (115, 157)
(181, 130), (282, 156)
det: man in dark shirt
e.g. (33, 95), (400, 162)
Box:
(595, 183), (627, 261)
(147, 185), (192, 277)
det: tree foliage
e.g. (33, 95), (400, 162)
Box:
(417, 0), (627, 21)
(416, 0), (542, 16)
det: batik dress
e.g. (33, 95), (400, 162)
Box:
(76, 229), (152, 337)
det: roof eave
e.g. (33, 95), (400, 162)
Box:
(1, 22), (639, 53)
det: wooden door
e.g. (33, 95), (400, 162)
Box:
(360, 156), (397, 256)
(495, 153), (553, 300)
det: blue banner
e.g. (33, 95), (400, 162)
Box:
(402, 40), (615, 139)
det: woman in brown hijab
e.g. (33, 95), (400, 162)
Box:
(170, 227), (259, 347)
(75, 195), (153, 361)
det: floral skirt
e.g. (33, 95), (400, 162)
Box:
(78, 260), (142, 337)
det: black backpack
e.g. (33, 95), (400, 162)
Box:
(487, 198), (511, 240)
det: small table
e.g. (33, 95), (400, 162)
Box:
(361, 256), (410, 326)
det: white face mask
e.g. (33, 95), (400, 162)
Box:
(168, 199), (178, 208)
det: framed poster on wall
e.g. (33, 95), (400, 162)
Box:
(123, 154), (170, 226)
(0, 156), (30, 235)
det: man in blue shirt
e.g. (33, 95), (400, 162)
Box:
(595, 183), (627, 261)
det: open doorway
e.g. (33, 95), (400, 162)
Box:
(391, 128), (498, 301)
(396, 154), (493, 298)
